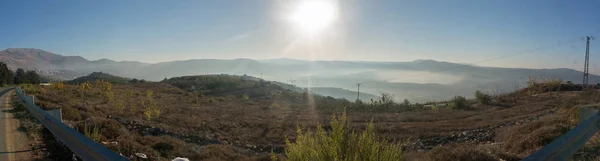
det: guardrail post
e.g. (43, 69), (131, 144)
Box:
(46, 109), (63, 123)
(28, 95), (35, 105)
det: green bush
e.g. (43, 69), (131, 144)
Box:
(84, 123), (101, 142)
(450, 95), (468, 109)
(285, 112), (404, 161)
(474, 90), (491, 104)
(242, 94), (249, 101)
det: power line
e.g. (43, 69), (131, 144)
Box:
(356, 83), (362, 101)
(583, 36), (594, 87)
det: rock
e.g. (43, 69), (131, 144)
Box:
(135, 153), (147, 159)
(172, 157), (189, 161)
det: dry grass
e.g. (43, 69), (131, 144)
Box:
(416, 143), (520, 161)
(27, 77), (600, 160)
(495, 115), (571, 157)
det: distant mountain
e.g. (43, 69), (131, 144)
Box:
(0, 48), (88, 70)
(2, 48), (598, 102)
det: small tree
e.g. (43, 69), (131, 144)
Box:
(0, 62), (13, 86)
(25, 70), (41, 84)
(14, 68), (27, 84)
(402, 99), (410, 107)
(377, 92), (395, 108)
(79, 81), (92, 106)
(474, 90), (491, 104)
(450, 95), (468, 109)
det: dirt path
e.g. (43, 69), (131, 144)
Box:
(0, 88), (35, 161)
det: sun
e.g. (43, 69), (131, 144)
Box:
(289, 0), (338, 35)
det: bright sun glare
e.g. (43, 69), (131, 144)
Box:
(289, 0), (338, 35)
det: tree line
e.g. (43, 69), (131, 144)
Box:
(0, 62), (41, 86)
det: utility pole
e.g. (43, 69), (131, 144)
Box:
(583, 36), (594, 87)
(356, 83), (362, 101)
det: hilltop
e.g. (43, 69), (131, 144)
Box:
(67, 72), (133, 85)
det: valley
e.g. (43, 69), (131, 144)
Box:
(3, 48), (599, 102)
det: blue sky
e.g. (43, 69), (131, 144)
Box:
(1, 0), (599, 72)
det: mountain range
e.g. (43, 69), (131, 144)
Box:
(1, 48), (596, 102)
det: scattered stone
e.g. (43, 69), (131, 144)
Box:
(135, 153), (147, 159)
(172, 157), (189, 161)
(406, 109), (557, 151)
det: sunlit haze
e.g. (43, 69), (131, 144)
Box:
(1, 0), (600, 73)
(288, 0), (338, 35)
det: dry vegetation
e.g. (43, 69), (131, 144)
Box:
(23, 75), (600, 160)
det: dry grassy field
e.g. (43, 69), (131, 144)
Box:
(21, 75), (600, 161)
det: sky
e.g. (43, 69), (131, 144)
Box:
(1, 0), (600, 72)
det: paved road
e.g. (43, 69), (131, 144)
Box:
(0, 88), (33, 161)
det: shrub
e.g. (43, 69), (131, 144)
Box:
(145, 90), (153, 99)
(114, 99), (125, 111)
(99, 119), (124, 140)
(84, 123), (101, 142)
(105, 91), (114, 103)
(52, 82), (66, 91)
(124, 90), (134, 99)
(153, 142), (175, 157)
(242, 94), (249, 101)
(285, 112), (404, 161)
(450, 95), (468, 109)
(79, 81), (92, 96)
(474, 90), (491, 104)
(402, 99), (410, 106)
(63, 107), (82, 121)
(94, 80), (113, 92)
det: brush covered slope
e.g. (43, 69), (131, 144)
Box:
(26, 75), (600, 160)
(67, 72), (133, 85)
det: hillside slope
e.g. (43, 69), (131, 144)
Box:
(67, 72), (132, 84)
(28, 74), (600, 160)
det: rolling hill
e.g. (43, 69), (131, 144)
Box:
(3, 48), (599, 102)
(67, 72), (132, 85)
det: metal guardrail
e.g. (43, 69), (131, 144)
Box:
(15, 87), (128, 161)
(522, 108), (600, 161)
